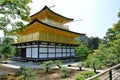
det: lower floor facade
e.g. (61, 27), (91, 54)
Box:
(13, 41), (79, 62)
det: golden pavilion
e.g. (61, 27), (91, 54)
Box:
(12, 6), (85, 62)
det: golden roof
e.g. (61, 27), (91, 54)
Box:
(18, 19), (85, 37)
(30, 6), (73, 24)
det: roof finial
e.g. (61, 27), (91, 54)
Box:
(49, 5), (55, 8)
(70, 19), (82, 23)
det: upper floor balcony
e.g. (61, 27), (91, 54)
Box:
(41, 18), (69, 30)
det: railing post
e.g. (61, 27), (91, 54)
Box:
(109, 70), (112, 80)
(93, 62), (96, 73)
(86, 64), (120, 80)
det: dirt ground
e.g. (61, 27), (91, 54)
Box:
(0, 65), (82, 80)
(35, 68), (81, 80)
(0, 65), (18, 76)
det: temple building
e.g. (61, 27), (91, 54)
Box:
(12, 6), (85, 62)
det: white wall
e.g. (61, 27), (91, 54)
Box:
(67, 53), (70, 57)
(71, 53), (75, 56)
(56, 54), (61, 57)
(71, 49), (75, 52)
(39, 54), (47, 58)
(26, 48), (31, 58)
(63, 52), (66, 57)
(32, 48), (38, 58)
(40, 48), (47, 52)
(49, 54), (55, 58)
(63, 49), (66, 52)
(67, 49), (70, 52)
(49, 48), (55, 52)
(56, 48), (62, 52)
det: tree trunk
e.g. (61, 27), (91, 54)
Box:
(79, 67), (82, 71)
(46, 68), (49, 73)
(65, 74), (67, 78)
(57, 65), (61, 69)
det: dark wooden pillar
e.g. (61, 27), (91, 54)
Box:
(31, 43), (32, 58)
(16, 46), (18, 57)
(70, 45), (72, 62)
(47, 43), (49, 58)
(66, 45), (67, 57)
(20, 44), (22, 58)
(38, 42), (40, 59)
(109, 70), (112, 80)
(61, 44), (63, 57)
(55, 43), (56, 58)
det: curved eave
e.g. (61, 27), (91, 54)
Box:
(24, 19), (85, 36)
(30, 6), (73, 23)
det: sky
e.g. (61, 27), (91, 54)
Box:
(0, 0), (120, 38)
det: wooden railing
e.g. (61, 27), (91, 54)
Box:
(41, 18), (69, 30)
(86, 63), (120, 80)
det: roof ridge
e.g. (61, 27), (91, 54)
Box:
(30, 5), (74, 21)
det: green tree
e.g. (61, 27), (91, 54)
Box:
(78, 36), (103, 50)
(77, 36), (88, 46)
(76, 44), (91, 60)
(84, 58), (102, 73)
(91, 11), (120, 66)
(87, 37), (101, 50)
(109, 39), (120, 63)
(41, 60), (54, 73)
(102, 13), (120, 64)
(15, 66), (37, 80)
(104, 20), (120, 41)
(60, 66), (70, 78)
(0, 0), (32, 34)
(91, 42), (119, 66)
(54, 60), (62, 69)
(77, 61), (83, 71)
(93, 44), (110, 65)
(0, 37), (16, 59)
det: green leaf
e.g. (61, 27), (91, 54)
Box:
(10, 0), (14, 3)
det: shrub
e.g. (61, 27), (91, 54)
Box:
(60, 66), (70, 78)
(80, 71), (96, 78)
(75, 75), (85, 80)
